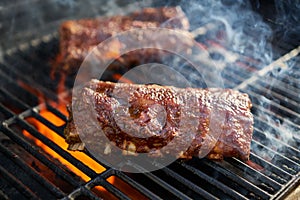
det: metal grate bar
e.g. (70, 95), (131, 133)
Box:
(215, 158), (281, 197)
(279, 75), (300, 90)
(272, 180), (300, 200)
(31, 106), (66, 137)
(224, 157), (283, 190)
(94, 177), (131, 200)
(2, 55), (58, 102)
(251, 82), (300, 108)
(79, 187), (103, 200)
(257, 78), (300, 103)
(93, 169), (132, 200)
(111, 161), (196, 199)
(253, 116), (299, 138)
(253, 127), (300, 165)
(63, 187), (102, 200)
(116, 172), (163, 200)
(253, 115), (300, 153)
(234, 60), (261, 74)
(273, 60), (300, 75)
(222, 67), (248, 84)
(46, 104), (68, 123)
(235, 46), (300, 90)
(0, 164), (39, 200)
(64, 168), (131, 200)
(126, 160), (218, 199)
(143, 171), (193, 200)
(248, 90), (300, 125)
(275, 40), (300, 56)
(249, 151), (293, 184)
(251, 101), (300, 131)
(0, 88), (30, 111)
(201, 159), (271, 199)
(33, 36), (59, 59)
(0, 124), (82, 187)
(0, 142), (65, 198)
(0, 103), (14, 120)
(15, 49), (49, 71)
(0, 69), (38, 107)
(179, 162), (248, 200)
(0, 188), (9, 200)
(224, 65), (249, 81)
(248, 84), (300, 116)
(272, 158), (299, 176)
(252, 94), (300, 122)
(235, 56), (264, 71)
(222, 79), (236, 89)
(18, 35), (59, 63)
(278, 147), (300, 166)
(289, 69), (300, 79)
(219, 59), (266, 88)
(162, 165), (219, 200)
(14, 113), (99, 179)
(222, 72), (244, 87)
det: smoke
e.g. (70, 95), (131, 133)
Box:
(254, 106), (298, 162)
(248, 57), (300, 166)
(163, 0), (299, 167)
(179, 0), (273, 65)
(130, 0), (275, 89)
(54, 0), (78, 8)
(273, 0), (300, 44)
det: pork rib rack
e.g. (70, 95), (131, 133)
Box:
(64, 80), (254, 161)
(56, 7), (189, 74)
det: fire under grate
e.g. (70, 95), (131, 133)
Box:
(0, 28), (300, 200)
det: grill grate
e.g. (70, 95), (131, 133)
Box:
(1, 32), (300, 200)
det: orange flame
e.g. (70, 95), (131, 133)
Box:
(113, 73), (134, 84)
(23, 103), (106, 182)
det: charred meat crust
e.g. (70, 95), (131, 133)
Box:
(64, 80), (253, 161)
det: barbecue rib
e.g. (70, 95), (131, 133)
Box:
(65, 80), (254, 161)
(56, 7), (189, 74)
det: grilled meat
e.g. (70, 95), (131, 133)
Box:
(65, 80), (253, 161)
(56, 7), (189, 74)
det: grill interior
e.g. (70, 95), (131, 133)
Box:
(1, 1), (300, 200)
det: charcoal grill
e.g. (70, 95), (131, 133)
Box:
(0, 0), (300, 199)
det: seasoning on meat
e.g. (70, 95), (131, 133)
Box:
(56, 7), (189, 74)
(64, 80), (254, 161)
